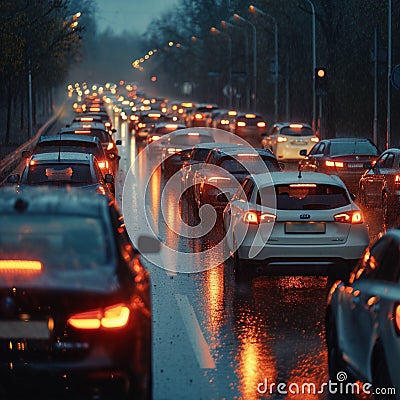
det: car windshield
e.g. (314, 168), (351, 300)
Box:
(220, 156), (280, 173)
(192, 148), (212, 161)
(26, 163), (95, 185)
(329, 141), (378, 156)
(280, 127), (315, 136)
(257, 183), (350, 210)
(170, 135), (214, 146)
(0, 215), (110, 270)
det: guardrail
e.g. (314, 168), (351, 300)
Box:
(0, 102), (66, 185)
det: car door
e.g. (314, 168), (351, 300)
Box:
(362, 153), (388, 204)
(303, 142), (326, 171)
(337, 236), (396, 375)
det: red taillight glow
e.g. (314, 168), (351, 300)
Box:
(334, 211), (363, 224)
(0, 260), (42, 273)
(325, 160), (344, 168)
(394, 304), (400, 334)
(311, 137), (319, 142)
(289, 123), (303, 129)
(107, 142), (114, 150)
(277, 136), (288, 142)
(195, 113), (203, 119)
(96, 185), (106, 195)
(98, 160), (109, 169)
(150, 135), (161, 142)
(68, 303), (130, 330)
(81, 117), (93, 122)
(237, 121), (246, 127)
(395, 175), (400, 184)
(245, 113), (256, 118)
(257, 121), (266, 128)
(243, 211), (276, 224)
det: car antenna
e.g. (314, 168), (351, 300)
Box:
(58, 131), (61, 162)
(298, 165), (302, 179)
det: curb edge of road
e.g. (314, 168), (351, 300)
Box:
(0, 101), (67, 185)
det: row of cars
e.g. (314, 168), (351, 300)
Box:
(157, 125), (400, 398)
(0, 94), (155, 398)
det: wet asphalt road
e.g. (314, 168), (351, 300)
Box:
(3, 103), (384, 400)
(112, 114), (385, 400)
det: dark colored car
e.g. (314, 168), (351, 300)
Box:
(7, 152), (114, 197)
(234, 113), (267, 138)
(359, 147), (400, 227)
(193, 146), (281, 210)
(186, 104), (219, 127)
(0, 188), (152, 399)
(129, 110), (173, 139)
(298, 137), (380, 194)
(60, 124), (121, 175)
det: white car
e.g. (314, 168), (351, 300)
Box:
(262, 123), (319, 162)
(326, 229), (400, 398)
(223, 171), (369, 283)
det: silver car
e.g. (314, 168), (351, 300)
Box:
(223, 171), (369, 283)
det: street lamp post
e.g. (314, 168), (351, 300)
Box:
(249, 5), (278, 122)
(210, 27), (233, 108)
(221, 20), (250, 110)
(233, 13), (257, 113)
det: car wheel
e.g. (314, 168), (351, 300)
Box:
(326, 312), (349, 383)
(233, 251), (251, 284)
(372, 345), (395, 400)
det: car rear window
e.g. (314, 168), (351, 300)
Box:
(171, 135), (214, 146)
(68, 129), (110, 143)
(26, 163), (95, 185)
(219, 156), (280, 173)
(280, 127), (315, 136)
(192, 148), (212, 161)
(0, 215), (109, 269)
(329, 141), (379, 156)
(257, 183), (350, 209)
(36, 142), (100, 156)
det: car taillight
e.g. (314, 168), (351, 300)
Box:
(395, 175), (400, 185)
(68, 303), (130, 330)
(394, 304), (400, 335)
(138, 122), (146, 129)
(0, 260), (42, 273)
(257, 121), (266, 128)
(334, 211), (363, 224)
(105, 122), (111, 127)
(325, 160), (344, 168)
(107, 142), (114, 150)
(98, 160), (109, 169)
(237, 121), (246, 127)
(277, 136), (287, 142)
(220, 119), (229, 125)
(311, 137), (319, 142)
(167, 147), (182, 154)
(150, 135), (161, 142)
(243, 211), (276, 224)
(96, 185), (106, 195)
(195, 113), (203, 119)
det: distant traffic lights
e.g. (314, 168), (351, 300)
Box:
(315, 67), (328, 94)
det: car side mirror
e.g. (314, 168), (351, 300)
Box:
(116, 139), (122, 145)
(137, 235), (161, 254)
(299, 149), (307, 156)
(7, 174), (20, 184)
(104, 174), (114, 183)
(22, 150), (32, 159)
(112, 129), (117, 133)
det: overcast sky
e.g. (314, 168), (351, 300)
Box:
(95, 0), (180, 35)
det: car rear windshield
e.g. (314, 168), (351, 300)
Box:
(171, 135), (214, 146)
(329, 141), (378, 156)
(0, 215), (110, 270)
(279, 127), (315, 136)
(68, 129), (110, 143)
(26, 163), (96, 185)
(36, 142), (100, 156)
(257, 183), (350, 209)
(219, 156), (280, 173)
(192, 148), (212, 161)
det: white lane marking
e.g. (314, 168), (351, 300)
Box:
(175, 294), (216, 369)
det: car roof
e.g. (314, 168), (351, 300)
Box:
(37, 134), (100, 144)
(192, 141), (244, 150)
(68, 121), (108, 130)
(30, 152), (93, 163)
(216, 146), (277, 158)
(321, 137), (372, 142)
(172, 129), (213, 137)
(154, 122), (186, 128)
(0, 187), (108, 218)
(251, 171), (347, 188)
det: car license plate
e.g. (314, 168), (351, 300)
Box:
(348, 163), (363, 168)
(285, 222), (326, 234)
(0, 321), (50, 339)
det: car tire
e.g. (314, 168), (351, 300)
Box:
(372, 345), (395, 400)
(233, 251), (251, 284)
(326, 311), (353, 385)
